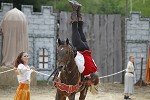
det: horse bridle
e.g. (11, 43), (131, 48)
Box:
(47, 44), (78, 84)
(57, 45), (71, 72)
(58, 44), (79, 84)
(47, 45), (71, 83)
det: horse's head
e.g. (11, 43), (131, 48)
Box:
(57, 38), (74, 72)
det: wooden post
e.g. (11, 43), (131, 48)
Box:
(135, 57), (147, 87)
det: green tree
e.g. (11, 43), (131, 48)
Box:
(98, 0), (124, 14)
(0, 0), (124, 14)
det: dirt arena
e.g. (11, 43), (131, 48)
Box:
(0, 83), (150, 100)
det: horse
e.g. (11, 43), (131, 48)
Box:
(54, 38), (89, 100)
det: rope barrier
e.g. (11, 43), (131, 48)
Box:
(34, 71), (50, 77)
(99, 69), (126, 79)
(0, 68), (126, 79)
(0, 68), (15, 74)
(0, 68), (52, 76)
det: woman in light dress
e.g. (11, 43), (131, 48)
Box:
(124, 55), (135, 99)
(14, 52), (34, 100)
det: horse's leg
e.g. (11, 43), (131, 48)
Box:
(68, 93), (76, 100)
(55, 92), (59, 100)
(55, 90), (66, 100)
(79, 86), (88, 100)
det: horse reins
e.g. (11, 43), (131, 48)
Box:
(48, 44), (82, 95)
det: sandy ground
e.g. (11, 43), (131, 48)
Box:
(0, 83), (150, 100)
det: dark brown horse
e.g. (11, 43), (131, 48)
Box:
(54, 38), (89, 100)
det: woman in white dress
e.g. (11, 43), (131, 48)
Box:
(124, 55), (135, 99)
(14, 52), (34, 100)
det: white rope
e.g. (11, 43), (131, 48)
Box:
(34, 69), (126, 79)
(99, 69), (126, 79)
(34, 71), (50, 77)
(0, 68), (50, 77)
(0, 68), (126, 79)
(0, 68), (15, 74)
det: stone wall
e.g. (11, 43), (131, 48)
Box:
(22, 5), (57, 80)
(0, 3), (57, 80)
(125, 12), (150, 82)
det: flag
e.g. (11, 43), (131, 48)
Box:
(145, 43), (150, 84)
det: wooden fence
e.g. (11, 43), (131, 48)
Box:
(58, 12), (124, 83)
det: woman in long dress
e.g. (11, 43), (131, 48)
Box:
(124, 55), (135, 99)
(14, 52), (34, 100)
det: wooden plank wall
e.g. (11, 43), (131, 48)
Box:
(58, 12), (123, 83)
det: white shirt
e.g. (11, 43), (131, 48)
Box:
(125, 61), (134, 77)
(17, 64), (32, 83)
(74, 51), (85, 73)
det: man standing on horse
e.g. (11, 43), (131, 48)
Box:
(69, 0), (99, 86)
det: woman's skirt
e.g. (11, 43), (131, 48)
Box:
(14, 83), (30, 100)
(124, 74), (134, 94)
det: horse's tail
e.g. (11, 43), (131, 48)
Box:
(88, 84), (99, 95)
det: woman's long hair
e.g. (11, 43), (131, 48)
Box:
(89, 73), (99, 94)
(14, 52), (25, 68)
(90, 73), (99, 85)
